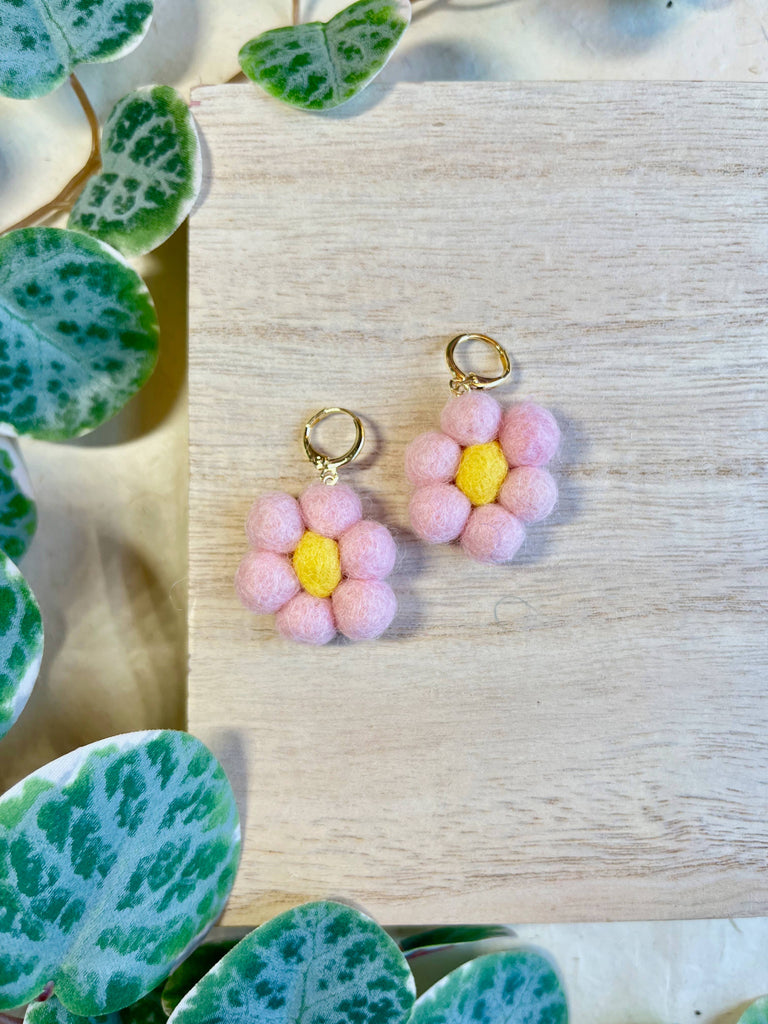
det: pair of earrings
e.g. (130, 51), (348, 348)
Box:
(235, 333), (560, 645)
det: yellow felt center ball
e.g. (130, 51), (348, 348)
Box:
(292, 530), (342, 598)
(455, 441), (509, 506)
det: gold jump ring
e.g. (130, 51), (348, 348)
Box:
(446, 333), (511, 394)
(303, 407), (365, 485)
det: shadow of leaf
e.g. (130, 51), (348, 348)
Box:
(537, 0), (734, 57)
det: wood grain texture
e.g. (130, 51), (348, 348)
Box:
(188, 83), (768, 925)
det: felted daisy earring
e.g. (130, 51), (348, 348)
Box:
(406, 333), (560, 564)
(236, 408), (397, 644)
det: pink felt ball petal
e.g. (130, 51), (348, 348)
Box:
(499, 466), (558, 524)
(499, 402), (560, 468)
(440, 391), (502, 446)
(235, 549), (300, 614)
(409, 483), (471, 544)
(461, 505), (525, 564)
(246, 491), (305, 553)
(276, 592), (337, 645)
(299, 482), (362, 539)
(405, 431), (461, 486)
(339, 520), (397, 580)
(332, 579), (397, 641)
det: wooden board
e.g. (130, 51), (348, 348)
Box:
(188, 82), (768, 925)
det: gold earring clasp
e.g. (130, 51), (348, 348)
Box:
(446, 333), (511, 394)
(303, 407), (365, 485)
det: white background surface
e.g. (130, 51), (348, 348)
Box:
(1, 1), (768, 1020)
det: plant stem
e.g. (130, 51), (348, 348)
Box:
(1, 73), (102, 235)
(36, 982), (55, 1003)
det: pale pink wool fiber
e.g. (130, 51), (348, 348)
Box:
(499, 402), (560, 468)
(235, 549), (299, 614)
(299, 482), (362, 538)
(246, 491), (304, 553)
(276, 592), (336, 645)
(461, 505), (525, 564)
(339, 520), (396, 580)
(499, 466), (558, 523)
(333, 579), (397, 641)
(440, 391), (502, 446)
(409, 483), (471, 544)
(405, 431), (461, 486)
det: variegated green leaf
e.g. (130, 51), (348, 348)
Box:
(167, 901), (416, 1024)
(0, 549), (43, 740)
(161, 941), (237, 1016)
(0, 0), (153, 100)
(238, 0), (410, 111)
(402, 927), (521, 998)
(0, 228), (158, 441)
(738, 997), (768, 1024)
(25, 989), (165, 1024)
(26, 996), (119, 1024)
(409, 950), (567, 1024)
(0, 730), (241, 1015)
(400, 926), (516, 953)
(69, 86), (202, 258)
(0, 436), (37, 561)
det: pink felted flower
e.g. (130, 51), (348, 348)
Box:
(406, 393), (560, 564)
(236, 483), (397, 644)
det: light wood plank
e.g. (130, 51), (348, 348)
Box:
(188, 82), (768, 924)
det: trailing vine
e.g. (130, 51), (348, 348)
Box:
(2, 75), (102, 235)
(0, 0), (416, 754)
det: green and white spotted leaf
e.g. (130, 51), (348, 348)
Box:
(69, 86), (202, 258)
(0, 730), (241, 1015)
(25, 996), (120, 1024)
(0, 0), (153, 100)
(400, 925), (516, 953)
(0, 549), (43, 741)
(0, 228), (158, 441)
(238, 0), (410, 111)
(738, 997), (768, 1024)
(161, 940), (238, 1016)
(401, 927), (521, 999)
(409, 950), (567, 1024)
(167, 901), (416, 1024)
(0, 436), (37, 561)
(25, 987), (167, 1024)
